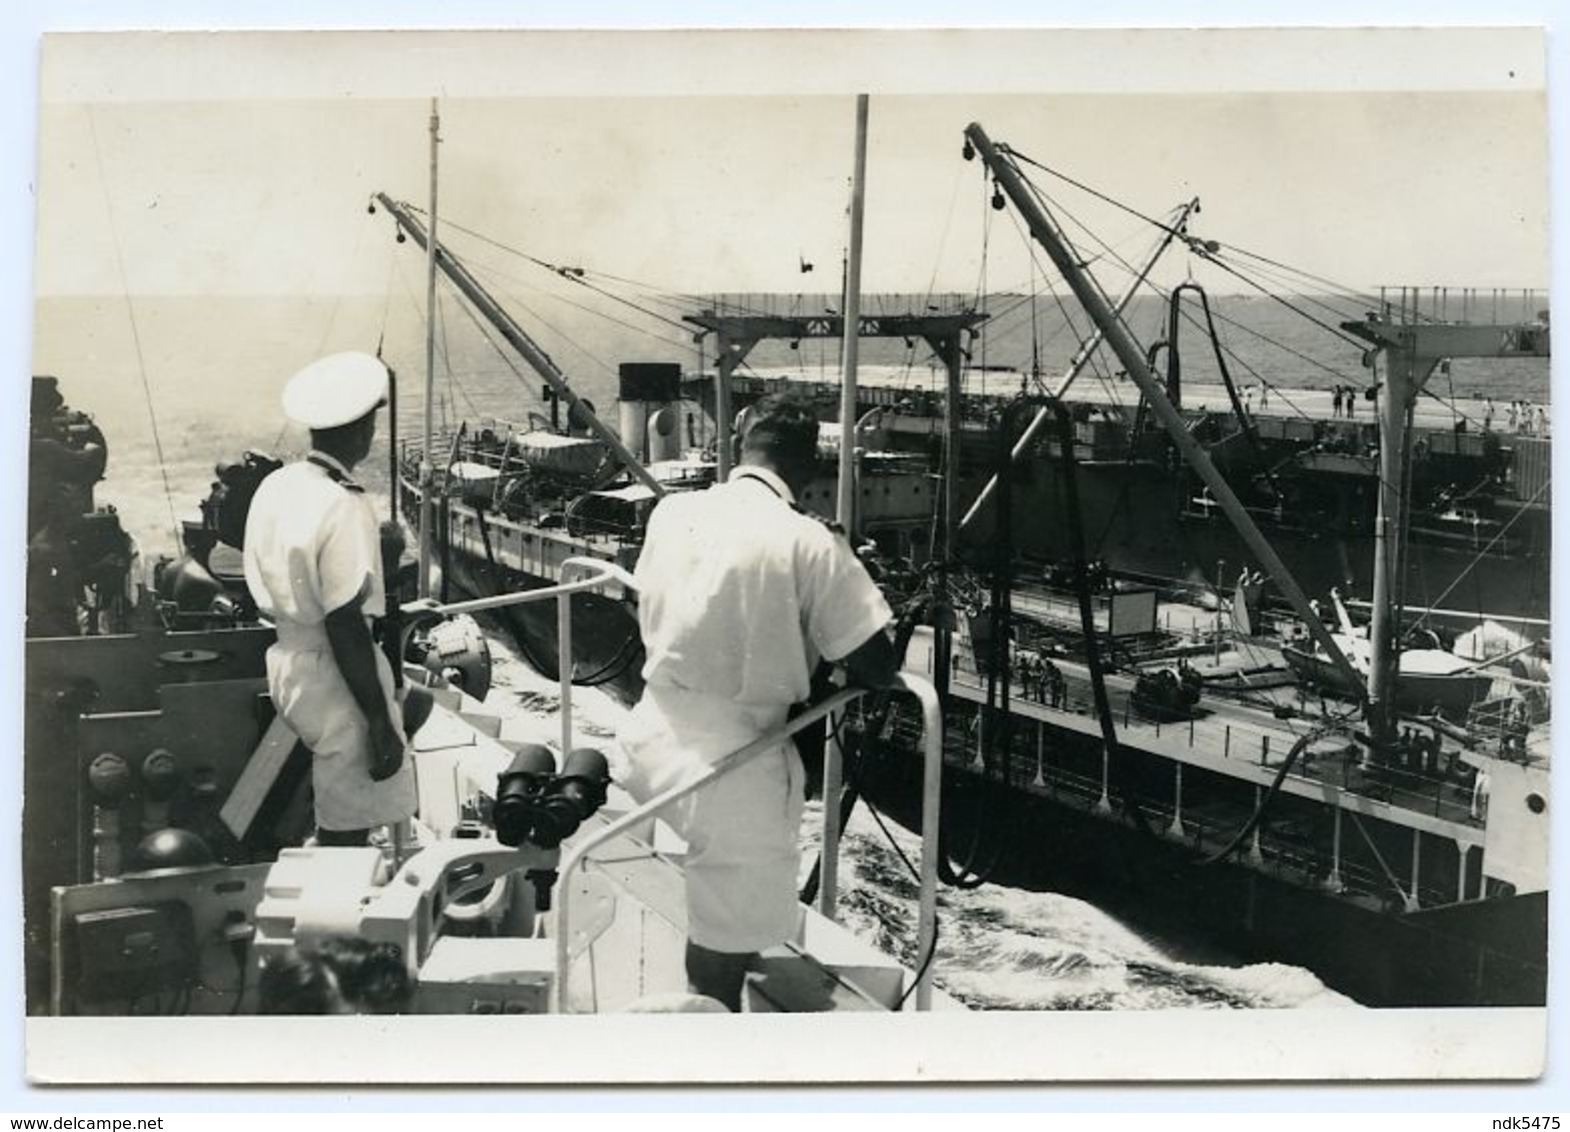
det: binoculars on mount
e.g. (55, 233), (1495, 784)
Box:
(492, 744), (611, 850)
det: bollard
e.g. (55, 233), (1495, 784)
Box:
(1261, 734), (1270, 766)
(1224, 726), (1231, 759)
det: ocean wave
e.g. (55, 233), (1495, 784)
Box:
(827, 811), (1355, 1011)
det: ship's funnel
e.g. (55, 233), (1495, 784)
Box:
(647, 404), (680, 463)
(617, 363), (682, 463)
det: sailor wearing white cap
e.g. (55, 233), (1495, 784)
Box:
(243, 352), (416, 845)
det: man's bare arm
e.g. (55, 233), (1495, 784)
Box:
(839, 624), (899, 690)
(324, 595), (405, 780)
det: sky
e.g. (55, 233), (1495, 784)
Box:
(5, 3), (1569, 1119)
(27, 28), (1550, 303)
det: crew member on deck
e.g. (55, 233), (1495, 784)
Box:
(243, 352), (417, 847)
(614, 393), (898, 1011)
(26, 483), (87, 637)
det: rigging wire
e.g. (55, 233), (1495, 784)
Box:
(86, 105), (182, 547)
(437, 246), (696, 359)
(1168, 290), (1365, 399)
(396, 257), (551, 410)
(967, 234), (1146, 430)
(400, 206), (696, 336)
(1023, 182), (1161, 319)
(1417, 383), (1485, 432)
(1009, 165), (1357, 434)
(1406, 475), (1550, 633)
(311, 209), (376, 358)
(431, 285), (485, 423)
(1004, 144), (1188, 242)
(1011, 205), (1180, 395)
(1011, 174), (1153, 335)
(1183, 247), (1370, 352)
(1010, 193), (1186, 416)
(920, 158), (971, 324)
(519, 270), (695, 355)
(384, 251), (474, 429)
(1211, 244), (1382, 312)
(391, 204), (772, 412)
(1004, 150), (1377, 407)
(459, 259), (625, 388)
(1006, 141), (1385, 323)
(996, 205), (1116, 405)
(986, 154), (1438, 577)
(377, 229), (401, 351)
(382, 250), (651, 685)
(971, 171), (994, 336)
(1218, 256), (1376, 328)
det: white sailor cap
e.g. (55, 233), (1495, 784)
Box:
(281, 351), (389, 430)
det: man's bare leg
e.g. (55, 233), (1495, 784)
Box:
(685, 942), (753, 1012)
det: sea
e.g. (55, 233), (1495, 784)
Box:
(28, 289), (1551, 1012)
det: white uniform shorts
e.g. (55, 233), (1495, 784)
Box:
(616, 688), (805, 954)
(266, 642), (418, 832)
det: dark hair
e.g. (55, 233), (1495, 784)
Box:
(740, 393), (819, 469)
(315, 937), (412, 1014)
(257, 949), (343, 1015)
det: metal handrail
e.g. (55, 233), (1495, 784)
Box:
(407, 555), (636, 753)
(551, 670), (944, 1014)
(421, 557), (636, 620)
(408, 555), (944, 1013)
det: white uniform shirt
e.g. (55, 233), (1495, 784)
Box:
(634, 465), (892, 710)
(243, 453), (382, 631)
(242, 452), (414, 831)
(616, 464), (893, 951)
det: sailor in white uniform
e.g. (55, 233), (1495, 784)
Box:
(615, 393), (898, 1010)
(243, 352), (416, 845)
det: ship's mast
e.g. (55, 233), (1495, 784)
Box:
(836, 93), (870, 535)
(820, 94), (870, 920)
(418, 98), (440, 598)
(964, 122), (1368, 696)
(1342, 298), (1549, 742)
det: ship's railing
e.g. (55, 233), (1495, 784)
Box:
(410, 555), (945, 1013)
(949, 641), (1482, 827)
(1007, 577), (1240, 659)
(1377, 285), (1548, 328)
(412, 556), (636, 755)
(401, 420), (562, 481)
(552, 670), (944, 1013)
(884, 695), (1467, 913)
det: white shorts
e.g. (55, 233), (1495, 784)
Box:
(616, 688), (805, 954)
(671, 744), (805, 953)
(266, 642), (418, 832)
